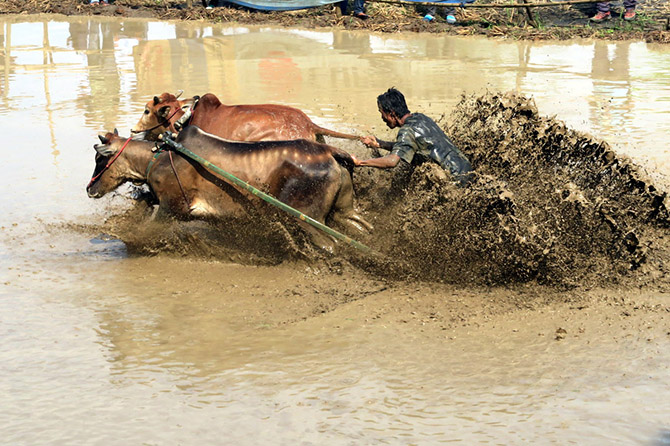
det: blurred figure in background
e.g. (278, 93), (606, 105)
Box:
(591, 0), (637, 22)
(340, 0), (369, 19)
(423, 4), (457, 24)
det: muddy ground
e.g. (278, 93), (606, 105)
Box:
(3, 0), (670, 42)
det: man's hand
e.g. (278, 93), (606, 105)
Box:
(360, 135), (380, 148)
(350, 154), (362, 166)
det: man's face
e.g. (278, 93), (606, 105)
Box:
(379, 106), (398, 129)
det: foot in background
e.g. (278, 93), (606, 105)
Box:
(623, 8), (636, 20)
(590, 11), (611, 22)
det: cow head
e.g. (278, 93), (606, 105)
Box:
(87, 129), (129, 198)
(131, 91), (190, 141)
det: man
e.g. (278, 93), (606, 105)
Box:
(591, 1), (637, 22)
(353, 88), (473, 191)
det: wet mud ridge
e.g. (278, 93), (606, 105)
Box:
(103, 92), (669, 289)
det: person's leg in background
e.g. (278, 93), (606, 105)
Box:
(623, 0), (637, 20)
(590, 2), (611, 22)
(352, 0), (369, 19)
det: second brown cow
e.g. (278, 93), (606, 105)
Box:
(131, 92), (362, 144)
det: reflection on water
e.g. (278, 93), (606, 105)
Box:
(1, 17), (669, 185)
(1, 15), (669, 445)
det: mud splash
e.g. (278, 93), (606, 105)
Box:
(97, 92), (670, 288)
(359, 92), (670, 287)
(98, 188), (327, 265)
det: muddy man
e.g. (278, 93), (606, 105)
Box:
(352, 87), (473, 191)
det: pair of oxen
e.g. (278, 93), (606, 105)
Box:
(86, 92), (372, 251)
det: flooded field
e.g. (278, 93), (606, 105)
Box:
(1, 15), (669, 445)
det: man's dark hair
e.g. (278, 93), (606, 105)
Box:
(377, 87), (410, 119)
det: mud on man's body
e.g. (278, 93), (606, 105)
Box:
(352, 87), (473, 196)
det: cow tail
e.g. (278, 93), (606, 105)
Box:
(314, 125), (362, 141)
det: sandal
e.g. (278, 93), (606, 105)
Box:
(353, 12), (369, 20)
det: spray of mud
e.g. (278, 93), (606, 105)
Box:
(356, 92), (670, 287)
(93, 92), (669, 288)
(97, 187), (327, 265)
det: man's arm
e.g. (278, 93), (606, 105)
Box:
(352, 153), (401, 169)
(361, 135), (395, 151)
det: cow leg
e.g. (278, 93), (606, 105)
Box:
(152, 204), (172, 221)
(330, 168), (373, 233)
(299, 221), (337, 254)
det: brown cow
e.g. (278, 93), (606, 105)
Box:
(87, 126), (371, 252)
(131, 92), (363, 143)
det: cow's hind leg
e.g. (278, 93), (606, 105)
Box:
(272, 165), (337, 254)
(330, 168), (373, 234)
(299, 221), (337, 254)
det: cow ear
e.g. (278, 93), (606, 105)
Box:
(158, 105), (171, 118)
(153, 96), (161, 106)
(94, 142), (116, 157)
(98, 134), (109, 144)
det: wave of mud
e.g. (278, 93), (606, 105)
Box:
(357, 92), (670, 287)
(97, 92), (669, 288)
(100, 190), (327, 265)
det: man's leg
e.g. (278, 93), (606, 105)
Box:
(352, 0), (369, 18)
(623, 0), (637, 20)
(339, 0), (349, 15)
(424, 6), (437, 21)
(590, 2), (611, 22)
(445, 7), (457, 24)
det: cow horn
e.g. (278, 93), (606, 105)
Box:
(114, 128), (119, 136)
(98, 134), (109, 145)
(153, 96), (162, 106)
(175, 90), (183, 99)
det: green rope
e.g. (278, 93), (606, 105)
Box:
(161, 136), (373, 254)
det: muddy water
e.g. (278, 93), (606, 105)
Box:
(1, 15), (669, 445)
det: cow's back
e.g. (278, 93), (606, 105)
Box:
(191, 93), (318, 142)
(175, 125), (341, 197)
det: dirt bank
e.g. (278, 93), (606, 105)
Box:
(2, 0), (670, 42)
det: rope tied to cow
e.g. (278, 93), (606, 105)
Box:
(88, 136), (132, 188)
(145, 142), (191, 211)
